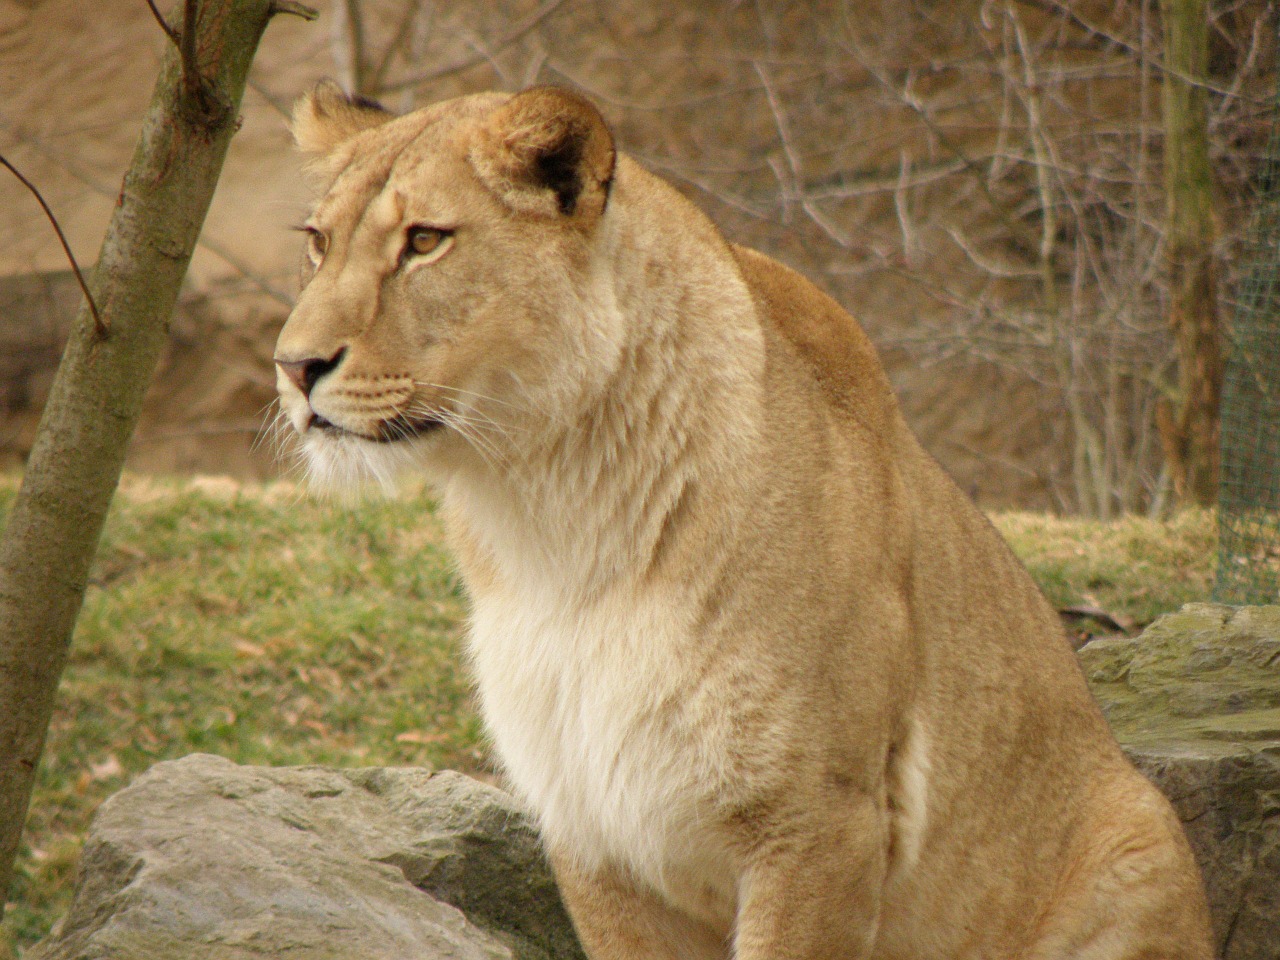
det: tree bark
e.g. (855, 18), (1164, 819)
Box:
(0, 0), (309, 916)
(1159, 0), (1223, 507)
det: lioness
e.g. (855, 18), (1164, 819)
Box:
(274, 82), (1214, 959)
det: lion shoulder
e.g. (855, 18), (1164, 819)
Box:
(730, 244), (898, 437)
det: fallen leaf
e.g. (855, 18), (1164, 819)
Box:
(90, 755), (123, 781)
(233, 639), (266, 658)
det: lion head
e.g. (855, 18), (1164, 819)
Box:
(274, 82), (618, 491)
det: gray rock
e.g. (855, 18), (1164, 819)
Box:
(1081, 603), (1280, 960)
(28, 755), (585, 960)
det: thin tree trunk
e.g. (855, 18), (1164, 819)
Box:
(1159, 0), (1223, 507)
(0, 0), (312, 915)
(344, 0), (370, 95)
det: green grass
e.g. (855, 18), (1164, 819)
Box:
(995, 509), (1217, 630)
(0, 475), (484, 956)
(0, 475), (1217, 955)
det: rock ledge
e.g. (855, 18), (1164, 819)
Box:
(28, 756), (584, 960)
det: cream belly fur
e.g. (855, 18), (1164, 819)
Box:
(274, 82), (1216, 959)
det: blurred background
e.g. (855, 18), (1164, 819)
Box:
(1, 0), (1275, 514)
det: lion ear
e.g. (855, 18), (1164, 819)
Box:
(291, 79), (394, 155)
(468, 87), (615, 221)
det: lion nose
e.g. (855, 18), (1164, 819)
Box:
(275, 347), (346, 399)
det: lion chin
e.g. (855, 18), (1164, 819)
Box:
(290, 431), (402, 498)
(271, 81), (1214, 960)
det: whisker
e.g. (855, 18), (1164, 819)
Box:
(440, 411), (512, 474)
(423, 405), (512, 443)
(445, 418), (504, 468)
(253, 402), (287, 457)
(408, 396), (526, 455)
(265, 414), (294, 469)
(405, 397), (527, 476)
(412, 380), (524, 413)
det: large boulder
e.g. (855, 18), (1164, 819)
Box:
(1081, 603), (1280, 960)
(27, 756), (585, 960)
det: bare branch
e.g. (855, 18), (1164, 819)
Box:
(197, 234), (294, 306)
(804, 160), (967, 200)
(144, 0), (180, 44)
(1015, 0), (1263, 103)
(631, 153), (774, 221)
(756, 60), (869, 250)
(247, 76), (292, 119)
(343, 0), (368, 95)
(379, 0), (571, 94)
(1008, 3), (1059, 309)
(944, 225), (1043, 279)
(369, 0), (424, 94)
(0, 153), (107, 339)
(837, 19), (1042, 262)
(893, 151), (919, 264)
(269, 0), (317, 19)
(547, 58), (819, 112)
(754, 62), (801, 222)
(1210, 11), (1264, 126)
(451, 23), (518, 88)
(520, 47), (548, 88)
(754, 62), (804, 188)
(3, 122), (293, 308)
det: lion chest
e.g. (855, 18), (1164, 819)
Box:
(466, 589), (741, 913)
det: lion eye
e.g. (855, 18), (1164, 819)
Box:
(304, 227), (328, 262)
(407, 226), (451, 258)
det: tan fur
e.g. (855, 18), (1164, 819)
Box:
(291, 79), (393, 158)
(275, 84), (1214, 960)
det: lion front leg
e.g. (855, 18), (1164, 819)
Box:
(549, 852), (731, 960)
(732, 795), (889, 960)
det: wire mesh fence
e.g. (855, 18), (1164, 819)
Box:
(1215, 74), (1280, 605)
